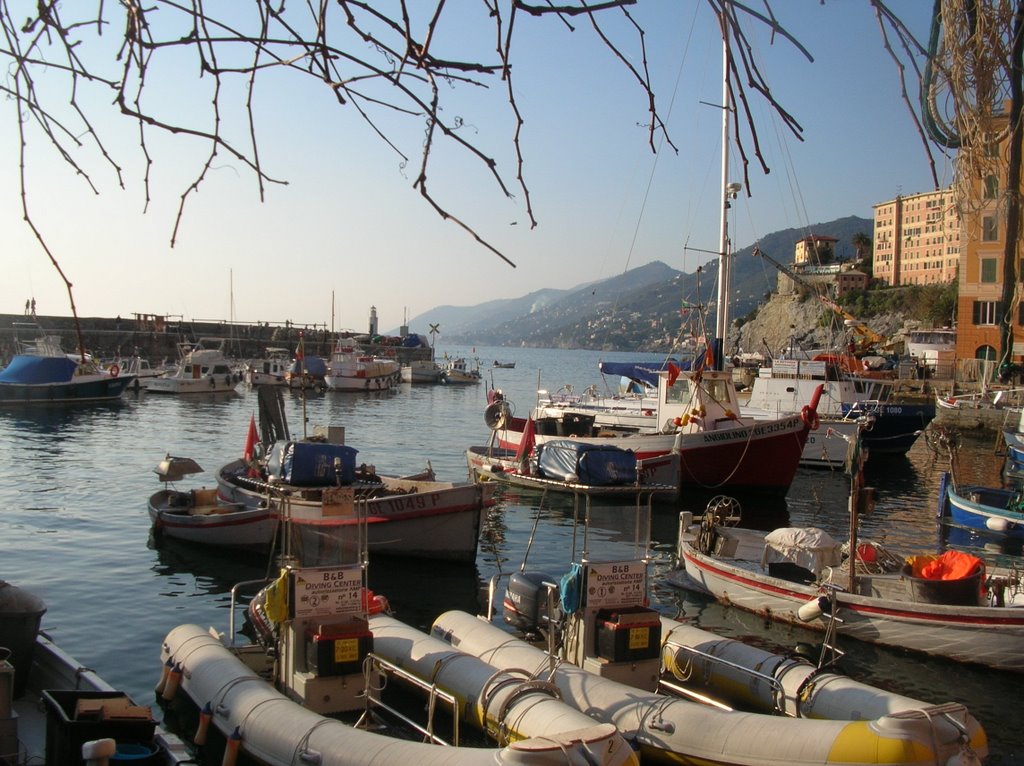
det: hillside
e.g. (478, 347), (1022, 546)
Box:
(403, 216), (874, 351)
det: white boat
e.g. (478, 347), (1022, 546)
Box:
(147, 447), (494, 562)
(401, 358), (444, 384)
(147, 455), (278, 551)
(113, 355), (167, 390)
(325, 342), (401, 391)
(244, 347), (293, 386)
(906, 326), (956, 375)
(670, 497), (1024, 673)
(441, 357), (482, 384)
(743, 355), (935, 460)
(146, 339), (240, 394)
(489, 366), (816, 500)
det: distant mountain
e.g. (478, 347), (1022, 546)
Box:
(397, 216), (872, 351)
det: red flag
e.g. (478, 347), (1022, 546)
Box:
(515, 417), (536, 472)
(667, 362), (681, 387)
(295, 331), (305, 361)
(243, 414), (258, 462)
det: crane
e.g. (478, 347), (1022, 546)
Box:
(752, 246), (887, 354)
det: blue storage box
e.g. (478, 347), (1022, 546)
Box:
(267, 441), (358, 486)
(536, 440), (637, 485)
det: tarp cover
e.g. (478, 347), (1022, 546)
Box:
(598, 359), (687, 388)
(266, 441), (358, 486)
(0, 354), (77, 384)
(762, 527), (843, 577)
(289, 357), (327, 376)
(536, 440), (637, 485)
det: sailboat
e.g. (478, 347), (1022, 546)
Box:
(486, 40), (817, 501)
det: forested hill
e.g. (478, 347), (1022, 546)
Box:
(403, 216), (873, 351)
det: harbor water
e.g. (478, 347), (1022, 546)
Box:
(0, 345), (1020, 763)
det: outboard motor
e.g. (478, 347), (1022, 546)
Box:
(503, 571), (558, 632)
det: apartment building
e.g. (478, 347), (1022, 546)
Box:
(872, 188), (960, 287)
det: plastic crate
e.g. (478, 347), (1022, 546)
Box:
(42, 690), (155, 766)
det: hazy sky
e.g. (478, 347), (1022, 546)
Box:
(3, 2), (945, 336)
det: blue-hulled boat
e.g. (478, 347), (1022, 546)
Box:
(0, 335), (135, 405)
(938, 469), (1024, 539)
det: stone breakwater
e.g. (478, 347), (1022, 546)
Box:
(0, 313), (431, 365)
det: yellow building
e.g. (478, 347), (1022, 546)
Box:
(872, 189), (960, 287)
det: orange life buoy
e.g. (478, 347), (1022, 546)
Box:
(108, 363), (120, 377)
(801, 405), (820, 431)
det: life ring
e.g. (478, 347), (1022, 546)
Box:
(801, 405), (820, 431)
(108, 364), (120, 377)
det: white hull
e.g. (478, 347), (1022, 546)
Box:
(325, 371), (399, 391)
(147, 375), (239, 393)
(676, 527), (1024, 672)
(401, 361), (444, 384)
(216, 459), (492, 563)
(148, 489), (279, 549)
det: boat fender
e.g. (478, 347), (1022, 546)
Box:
(161, 662), (182, 700)
(195, 701), (213, 746)
(155, 657), (172, 694)
(221, 727), (241, 766)
(108, 363), (120, 377)
(800, 405), (820, 430)
(797, 596), (829, 622)
(82, 737), (116, 765)
(985, 517), (1011, 532)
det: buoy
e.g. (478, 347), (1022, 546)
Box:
(986, 517), (1010, 532)
(155, 657), (172, 694)
(797, 596), (827, 622)
(82, 737), (116, 766)
(161, 662), (182, 701)
(222, 726), (242, 766)
(195, 701), (213, 746)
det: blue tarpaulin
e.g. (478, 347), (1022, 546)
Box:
(536, 440), (637, 486)
(597, 359), (688, 388)
(266, 441), (358, 486)
(0, 355), (77, 384)
(289, 357), (327, 376)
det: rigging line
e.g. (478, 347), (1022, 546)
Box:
(612, 4), (702, 317)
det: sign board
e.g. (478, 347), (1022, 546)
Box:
(773, 359), (799, 376)
(584, 560), (646, 609)
(289, 566), (363, 619)
(800, 361), (827, 378)
(322, 486), (355, 517)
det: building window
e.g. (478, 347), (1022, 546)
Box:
(973, 300), (1001, 325)
(981, 257), (998, 283)
(983, 216), (999, 241)
(985, 174), (999, 199)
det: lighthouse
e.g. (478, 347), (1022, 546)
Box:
(368, 306), (379, 336)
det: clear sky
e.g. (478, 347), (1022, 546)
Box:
(3, 2), (946, 336)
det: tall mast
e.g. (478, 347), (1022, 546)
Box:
(713, 15), (731, 369)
